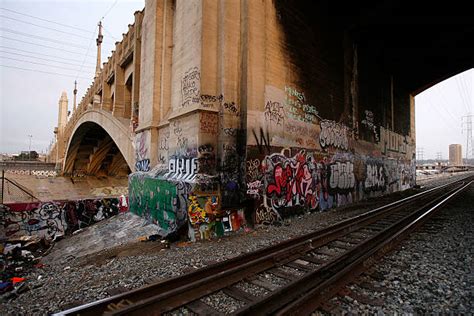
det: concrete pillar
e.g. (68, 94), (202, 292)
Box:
(113, 62), (126, 117)
(101, 80), (112, 111)
(242, 0), (266, 139)
(131, 11), (143, 131)
(137, 0), (175, 167)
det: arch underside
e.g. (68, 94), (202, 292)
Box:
(64, 122), (131, 177)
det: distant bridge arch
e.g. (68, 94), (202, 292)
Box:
(63, 109), (134, 176)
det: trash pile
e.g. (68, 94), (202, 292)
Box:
(1, 235), (52, 299)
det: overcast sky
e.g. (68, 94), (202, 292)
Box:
(415, 69), (473, 160)
(0, 0), (144, 154)
(0, 1), (473, 160)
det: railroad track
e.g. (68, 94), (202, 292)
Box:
(55, 176), (473, 316)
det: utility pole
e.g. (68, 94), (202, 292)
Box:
(416, 147), (424, 164)
(461, 113), (472, 163)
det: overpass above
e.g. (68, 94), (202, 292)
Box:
(48, 0), (473, 239)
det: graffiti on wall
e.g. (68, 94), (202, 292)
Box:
(4, 169), (57, 177)
(379, 127), (408, 154)
(129, 174), (191, 237)
(364, 161), (386, 192)
(319, 120), (350, 150)
(264, 101), (285, 125)
(200, 112), (219, 135)
(284, 86), (319, 124)
(361, 110), (379, 142)
(200, 94), (223, 108)
(1, 197), (127, 239)
(181, 67), (200, 107)
(163, 157), (198, 181)
(197, 144), (215, 175)
(135, 131), (150, 171)
(263, 149), (319, 217)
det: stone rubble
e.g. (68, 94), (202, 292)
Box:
(1, 172), (472, 315)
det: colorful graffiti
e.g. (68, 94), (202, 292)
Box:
(129, 174), (189, 237)
(0, 197), (127, 240)
(263, 149), (319, 217)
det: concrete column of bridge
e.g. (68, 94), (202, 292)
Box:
(135, 0), (176, 169)
(241, 0), (266, 137)
(112, 62), (127, 118)
(101, 80), (112, 112)
(130, 10), (143, 131)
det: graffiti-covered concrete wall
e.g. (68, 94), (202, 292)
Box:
(1, 197), (128, 240)
(128, 0), (416, 237)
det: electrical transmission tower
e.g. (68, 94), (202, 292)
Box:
(416, 147), (424, 164)
(462, 113), (472, 162)
(436, 152), (442, 161)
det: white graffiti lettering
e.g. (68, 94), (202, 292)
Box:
(319, 120), (349, 150)
(329, 161), (355, 190)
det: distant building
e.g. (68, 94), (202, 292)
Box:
(449, 144), (462, 165)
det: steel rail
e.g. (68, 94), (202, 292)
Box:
(54, 177), (471, 316)
(237, 179), (473, 315)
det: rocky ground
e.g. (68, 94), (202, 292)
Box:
(1, 172), (472, 315)
(323, 178), (473, 315)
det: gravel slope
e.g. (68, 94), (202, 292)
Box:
(1, 172), (472, 315)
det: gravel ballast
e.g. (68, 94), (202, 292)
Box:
(1, 172), (472, 315)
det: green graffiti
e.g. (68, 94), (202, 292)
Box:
(129, 174), (177, 232)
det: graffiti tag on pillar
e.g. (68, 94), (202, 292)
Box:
(200, 112), (218, 135)
(200, 94), (223, 108)
(135, 159), (150, 172)
(164, 157), (197, 181)
(319, 120), (349, 150)
(181, 67), (200, 107)
(264, 101), (285, 125)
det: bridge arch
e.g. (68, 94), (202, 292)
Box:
(63, 109), (134, 176)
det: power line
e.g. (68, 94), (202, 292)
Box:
(101, 0), (119, 20)
(0, 64), (91, 79)
(0, 50), (95, 69)
(1, 56), (94, 73)
(423, 95), (461, 138)
(0, 7), (94, 34)
(0, 15), (91, 40)
(0, 46), (96, 65)
(0, 14), (116, 45)
(0, 36), (96, 57)
(0, 27), (89, 49)
(455, 76), (470, 113)
(434, 86), (461, 124)
(102, 25), (118, 42)
(76, 24), (98, 81)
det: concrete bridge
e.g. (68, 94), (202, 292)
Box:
(49, 11), (143, 177)
(48, 0), (474, 238)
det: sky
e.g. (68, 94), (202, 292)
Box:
(0, 1), (473, 160)
(415, 69), (473, 160)
(0, 0), (144, 154)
